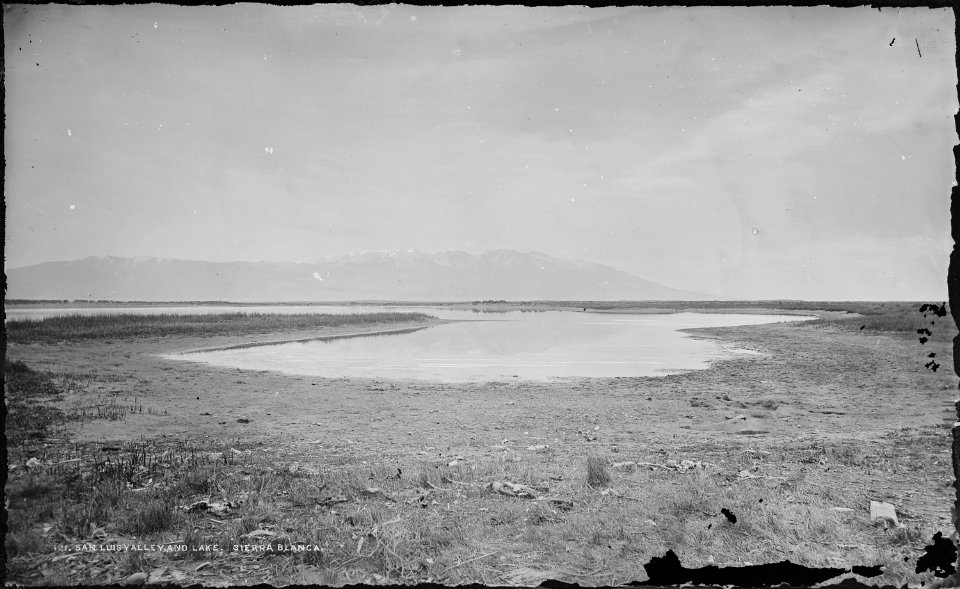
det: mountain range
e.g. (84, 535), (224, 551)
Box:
(5, 250), (709, 302)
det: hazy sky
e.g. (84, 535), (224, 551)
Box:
(4, 5), (956, 300)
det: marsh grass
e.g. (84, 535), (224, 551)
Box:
(4, 360), (173, 454)
(6, 312), (436, 344)
(781, 301), (953, 340)
(4, 360), (68, 443)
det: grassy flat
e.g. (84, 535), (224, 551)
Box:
(4, 303), (955, 586)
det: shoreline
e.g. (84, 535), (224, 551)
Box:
(6, 308), (949, 445)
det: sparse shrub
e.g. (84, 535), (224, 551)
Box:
(122, 497), (176, 535)
(30, 498), (59, 521)
(181, 527), (231, 560)
(9, 474), (54, 502)
(586, 456), (611, 488)
(90, 482), (122, 512)
(294, 550), (328, 568)
(237, 515), (261, 537)
(667, 470), (714, 517)
(120, 549), (147, 575)
(61, 504), (96, 539)
(417, 464), (433, 488)
(526, 502), (561, 526)
(5, 529), (46, 556)
(888, 525), (925, 546)
(825, 443), (860, 466)
(588, 525), (608, 546)
(248, 470), (279, 498)
(180, 528), (207, 560)
(176, 465), (216, 496)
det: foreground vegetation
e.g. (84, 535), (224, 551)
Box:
(5, 312), (435, 344)
(4, 301), (956, 586)
(5, 362), (947, 586)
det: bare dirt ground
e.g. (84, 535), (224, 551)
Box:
(5, 309), (957, 586)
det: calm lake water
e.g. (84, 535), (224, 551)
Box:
(155, 307), (812, 382)
(6, 304), (812, 382)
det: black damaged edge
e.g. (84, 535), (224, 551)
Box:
(1, 5), (9, 586)
(950, 1), (960, 583)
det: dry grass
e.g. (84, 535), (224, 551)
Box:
(5, 428), (947, 586)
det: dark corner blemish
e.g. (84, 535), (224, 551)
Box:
(539, 580), (582, 589)
(850, 565), (884, 577)
(915, 532), (958, 578)
(626, 549), (884, 587)
(918, 302), (947, 318)
(918, 304), (945, 370)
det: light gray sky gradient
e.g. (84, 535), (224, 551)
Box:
(4, 5), (956, 300)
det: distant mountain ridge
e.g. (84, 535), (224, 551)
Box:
(5, 250), (709, 302)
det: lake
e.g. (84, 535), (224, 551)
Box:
(152, 307), (813, 382)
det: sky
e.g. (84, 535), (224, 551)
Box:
(4, 4), (956, 300)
